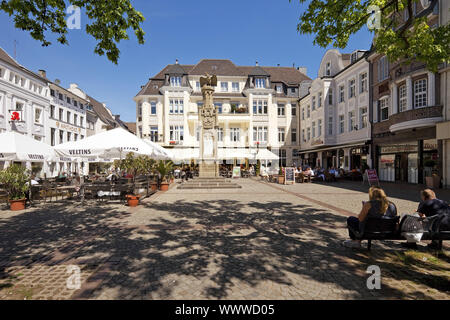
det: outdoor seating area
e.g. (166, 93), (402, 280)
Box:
(262, 166), (365, 185)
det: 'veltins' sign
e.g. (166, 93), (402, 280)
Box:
(28, 154), (44, 160)
(68, 149), (92, 155)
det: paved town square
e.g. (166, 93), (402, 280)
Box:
(0, 179), (448, 300)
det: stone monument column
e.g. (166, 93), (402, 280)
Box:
(198, 74), (219, 178)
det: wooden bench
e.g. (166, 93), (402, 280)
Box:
(349, 216), (450, 251)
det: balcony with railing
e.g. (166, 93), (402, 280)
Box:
(373, 105), (443, 135)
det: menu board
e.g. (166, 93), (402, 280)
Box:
(284, 167), (295, 185)
(366, 169), (380, 186)
(232, 166), (241, 179)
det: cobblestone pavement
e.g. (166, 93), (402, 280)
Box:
(0, 179), (448, 300)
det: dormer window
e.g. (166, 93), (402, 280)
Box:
(276, 85), (283, 93)
(255, 78), (266, 89)
(170, 76), (182, 87)
(325, 62), (331, 76)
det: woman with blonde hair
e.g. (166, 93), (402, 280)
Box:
(343, 186), (397, 248)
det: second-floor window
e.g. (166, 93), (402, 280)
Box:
(339, 115), (345, 134)
(278, 128), (285, 143)
(253, 126), (268, 143)
(169, 99), (184, 114)
(291, 104), (296, 116)
(221, 82), (228, 92)
(170, 76), (181, 87)
(232, 82), (239, 92)
(150, 126), (158, 142)
(230, 128), (240, 142)
(277, 104), (285, 116)
(328, 88), (333, 105)
(360, 107), (368, 129)
(291, 128), (297, 142)
(318, 119), (322, 137)
(312, 96), (316, 110)
(217, 128), (224, 142)
(50, 105), (55, 118)
(253, 100), (268, 114)
(318, 92), (322, 108)
(328, 117), (333, 135)
(414, 79), (427, 108)
(399, 85), (407, 112)
(349, 111), (356, 131)
(151, 102), (157, 115)
(34, 108), (42, 124)
(169, 125), (184, 142)
(312, 122), (316, 138)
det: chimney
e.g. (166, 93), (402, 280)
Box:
(292, 63), (295, 69)
(54, 79), (61, 85)
(255, 60), (259, 66)
(297, 67), (307, 75)
(277, 64), (280, 67)
(38, 69), (47, 78)
(175, 59), (179, 65)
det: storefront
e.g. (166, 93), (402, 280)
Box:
(376, 139), (439, 184)
(350, 146), (369, 171)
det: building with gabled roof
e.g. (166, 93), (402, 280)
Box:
(134, 59), (311, 167)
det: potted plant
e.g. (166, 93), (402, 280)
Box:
(156, 160), (173, 191)
(278, 167), (285, 184)
(119, 153), (145, 207)
(0, 164), (30, 211)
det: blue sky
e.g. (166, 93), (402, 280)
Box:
(0, 0), (373, 122)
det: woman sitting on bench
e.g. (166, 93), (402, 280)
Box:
(343, 187), (397, 248)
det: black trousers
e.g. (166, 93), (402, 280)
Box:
(347, 216), (360, 240)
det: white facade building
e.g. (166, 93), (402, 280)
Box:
(134, 59), (311, 167)
(47, 80), (88, 176)
(0, 47), (51, 174)
(299, 49), (371, 170)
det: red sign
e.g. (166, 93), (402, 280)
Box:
(366, 169), (380, 186)
(10, 111), (22, 121)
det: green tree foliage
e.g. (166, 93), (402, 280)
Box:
(0, 0), (145, 64)
(291, 0), (450, 71)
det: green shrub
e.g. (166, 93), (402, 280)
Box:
(0, 164), (30, 200)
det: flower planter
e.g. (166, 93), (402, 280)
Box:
(125, 195), (141, 207)
(9, 198), (26, 211)
(150, 182), (158, 191)
(278, 176), (285, 184)
(159, 182), (169, 191)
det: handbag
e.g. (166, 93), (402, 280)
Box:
(400, 214), (425, 243)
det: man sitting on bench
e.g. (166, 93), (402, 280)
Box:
(415, 189), (450, 249)
(343, 187), (397, 248)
